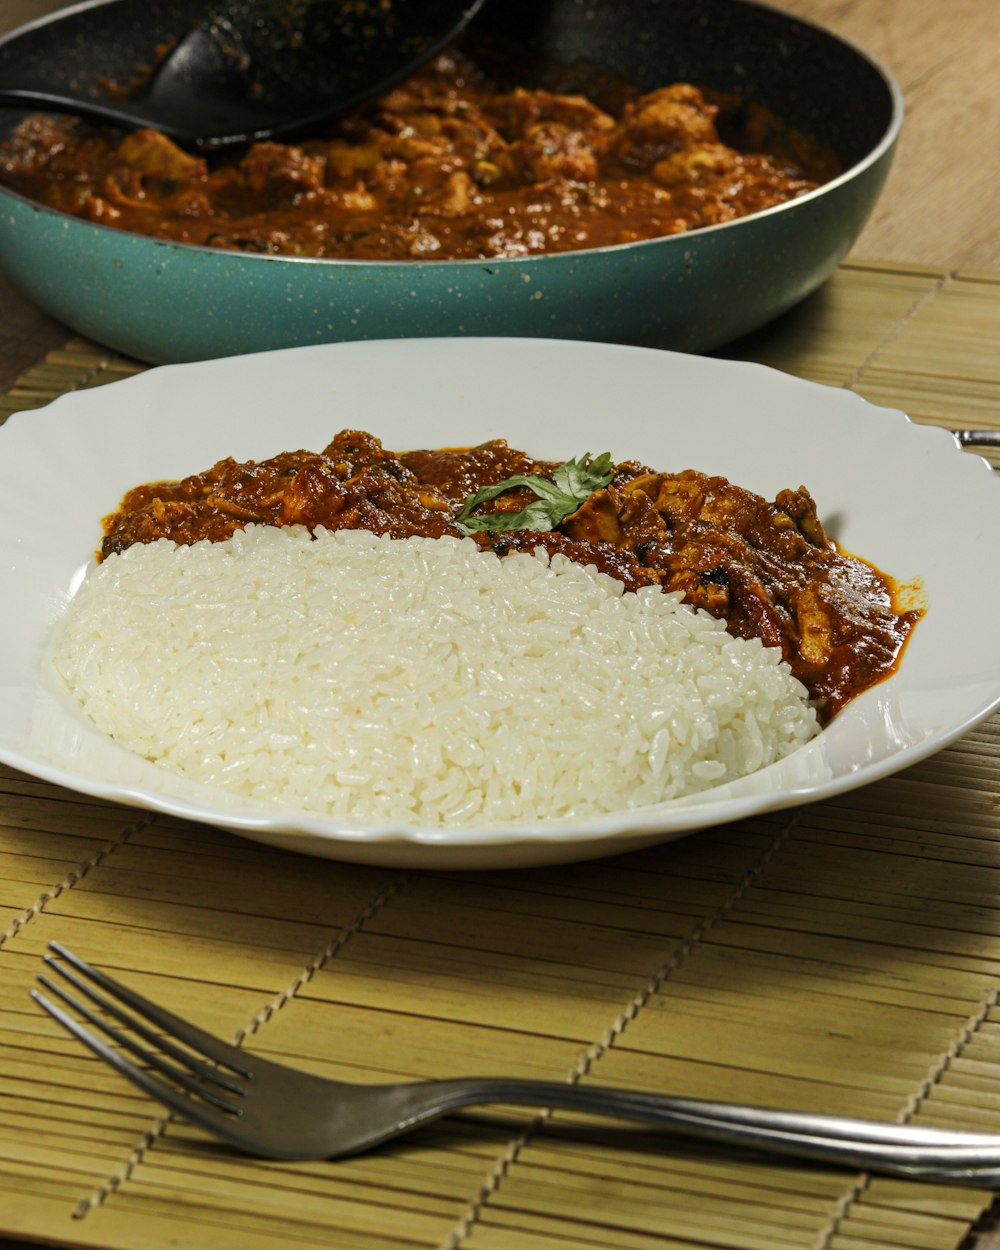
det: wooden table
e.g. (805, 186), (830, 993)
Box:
(1, 3), (998, 1249)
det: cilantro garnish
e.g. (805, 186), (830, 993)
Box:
(454, 453), (615, 535)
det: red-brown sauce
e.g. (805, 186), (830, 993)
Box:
(0, 50), (838, 260)
(100, 429), (920, 721)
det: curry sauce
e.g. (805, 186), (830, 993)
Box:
(100, 430), (919, 720)
(0, 51), (837, 260)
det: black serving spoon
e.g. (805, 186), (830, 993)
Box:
(0, 0), (486, 150)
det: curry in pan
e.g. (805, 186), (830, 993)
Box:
(0, 50), (838, 260)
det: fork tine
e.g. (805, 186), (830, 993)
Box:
(45, 942), (252, 1078)
(32, 987), (246, 1136)
(35, 974), (245, 1111)
(41, 958), (246, 1096)
(41, 960), (248, 1090)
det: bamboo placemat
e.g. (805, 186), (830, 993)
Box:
(2, 257), (1000, 1250)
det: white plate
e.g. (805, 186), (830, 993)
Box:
(1, 338), (998, 869)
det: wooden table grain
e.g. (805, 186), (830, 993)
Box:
(779, 0), (1000, 275)
(0, 2), (997, 1248)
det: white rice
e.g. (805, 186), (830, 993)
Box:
(51, 526), (818, 827)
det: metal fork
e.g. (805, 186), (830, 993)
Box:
(31, 942), (1000, 1185)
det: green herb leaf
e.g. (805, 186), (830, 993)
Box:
(455, 453), (615, 535)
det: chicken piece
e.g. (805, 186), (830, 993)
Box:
(423, 170), (478, 216)
(322, 429), (413, 476)
(622, 469), (840, 673)
(561, 488), (623, 544)
(336, 184), (379, 213)
(603, 84), (720, 173)
(378, 126), (451, 163)
(0, 114), (74, 173)
(324, 139), (385, 179)
(400, 440), (550, 503)
(100, 439), (458, 559)
(442, 112), (510, 160)
(116, 129), (205, 181)
(652, 143), (739, 187)
(627, 469), (706, 518)
(486, 88), (616, 141)
(95, 168), (151, 211)
(626, 470), (826, 564)
(104, 177), (209, 225)
(322, 430), (454, 515)
(239, 142), (325, 195)
(334, 467), (457, 539)
(614, 487), (669, 548)
(792, 584), (836, 668)
(637, 525), (797, 657)
(511, 122), (600, 183)
(561, 485), (667, 548)
(774, 487), (830, 548)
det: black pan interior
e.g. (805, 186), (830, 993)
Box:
(0, 0), (896, 165)
(470, 0), (895, 167)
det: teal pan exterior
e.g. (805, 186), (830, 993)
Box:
(0, 0), (903, 364)
(0, 137), (896, 364)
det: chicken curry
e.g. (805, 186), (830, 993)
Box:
(100, 429), (920, 720)
(0, 50), (837, 260)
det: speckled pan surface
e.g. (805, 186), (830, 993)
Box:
(0, 0), (902, 363)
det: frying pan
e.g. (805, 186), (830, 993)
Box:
(0, 0), (901, 363)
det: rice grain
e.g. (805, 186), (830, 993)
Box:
(51, 526), (819, 826)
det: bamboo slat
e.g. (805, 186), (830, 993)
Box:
(2, 259), (1000, 1250)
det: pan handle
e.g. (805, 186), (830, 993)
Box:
(955, 429), (1000, 447)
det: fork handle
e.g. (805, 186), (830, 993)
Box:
(394, 1079), (1000, 1184)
